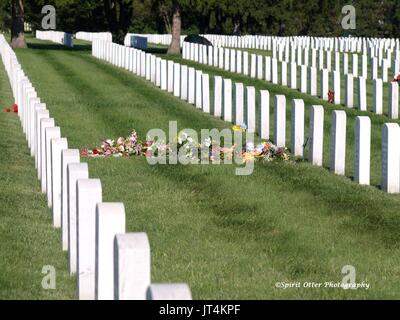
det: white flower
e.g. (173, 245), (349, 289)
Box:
(203, 137), (212, 147)
(178, 131), (188, 144)
(255, 144), (264, 153)
(246, 142), (255, 152)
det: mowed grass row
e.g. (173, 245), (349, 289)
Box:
(0, 51), (75, 299)
(14, 36), (400, 299)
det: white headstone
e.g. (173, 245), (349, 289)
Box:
(173, 63), (180, 97)
(271, 58), (278, 84)
(114, 233), (151, 300)
(202, 73), (210, 113)
(343, 53), (349, 74)
(274, 95), (286, 147)
(259, 90), (270, 140)
(389, 81), (399, 119)
(250, 54), (256, 78)
(320, 69), (329, 100)
(51, 137), (68, 228)
(61, 149), (80, 251)
(381, 123), (400, 193)
(246, 86), (256, 133)
(214, 76), (222, 117)
(290, 62), (297, 89)
(167, 60), (174, 93)
(188, 67), (195, 104)
(147, 284), (192, 300)
(291, 99), (304, 157)
(230, 49), (236, 73)
(330, 110), (347, 175)
(308, 67), (317, 96)
(332, 71), (341, 104)
(362, 55), (368, 78)
(161, 60), (167, 91)
(155, 58), (161, 87)
(45, 126), (61, 206)
(236, 50), (242, 74)
(300, 65), (307, 93)
(257, 55), (263, 79)
(354, 116), (371, 185)
(309, 105), (324, 166)
(281, 61), (287, 86)
(224, 48), (230, 71)
(234, 83), (244, 125)
(67, 163), (89, 274)
(373, 79), (383, 115)
(180, 65), (188, 100)
(345, 74), (354, 108)
(352, 54), (358, 77)
(265, 56), (271, 81)
(95, 203), (126, 300)
(36, 109), (49, 173)
(195, 70), (203, 109)
(358, 77), (367, 111)
(223, 79), (232, 122)
(40, 118), (54, 190)
(243, 51), (249, 76)
(77, 179), (102, 300)
(371, 57), (378, 79)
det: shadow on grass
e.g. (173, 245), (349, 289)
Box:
(143, 47), (169, 54)
(27, 42), (91, 52)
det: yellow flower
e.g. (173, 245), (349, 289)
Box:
(242, 152), (255, 163)
(232, 125), (241, 132)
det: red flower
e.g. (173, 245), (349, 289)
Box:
(80, 149), (88, 156)
(92, 149), (99, 155)
(13, 104), (18, 113)
(328, 90), (335, 104)
(5, 108), (10, 113)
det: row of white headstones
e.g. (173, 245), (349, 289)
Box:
(35, 30), (74, 48)
(75, 31), (112, 43)
(0, 34), (191, 300)
(92, 39), (400, 194)
(202, 34), (400, 56)
(132, 33), (400, 63)
(181, 42), (400, 120)
(129, 33), (398, 53)
(137, 33), (398, 91)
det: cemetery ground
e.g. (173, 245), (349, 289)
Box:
(6, 35), (400, 299)
(0, 52), (75, 299)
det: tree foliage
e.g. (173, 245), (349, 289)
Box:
(2, 0), (400, 40)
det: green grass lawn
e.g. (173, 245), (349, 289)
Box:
(0, 46), (75, 299)
(8, 36), (400, 299)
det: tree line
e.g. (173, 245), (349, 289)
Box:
(2, 0), (400, 49)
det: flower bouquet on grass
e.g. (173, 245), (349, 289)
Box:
(81, 127), (291, 164)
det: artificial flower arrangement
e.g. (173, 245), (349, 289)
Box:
(327, 90), (335, 103)
(5, 103), (18, 113)
(392, 72), (400, 82)
(81, 125), (291, 164)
